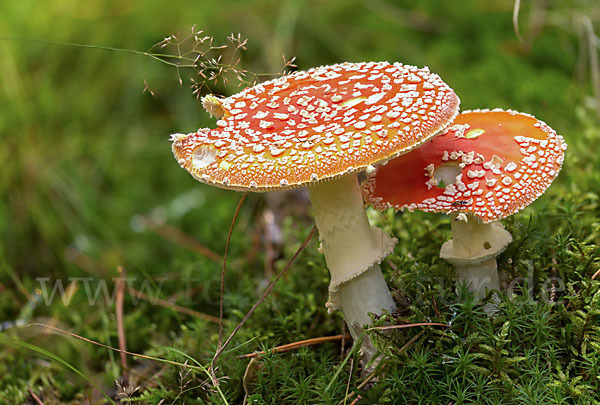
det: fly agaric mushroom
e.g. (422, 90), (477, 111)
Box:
(363, 109), (567, 301)
(171, 62), (459, 359)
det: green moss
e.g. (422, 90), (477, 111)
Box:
(1, 0), (599, 403)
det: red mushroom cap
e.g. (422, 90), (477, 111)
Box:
(172, 62), (459, 191)
(362, 109), (567, 222)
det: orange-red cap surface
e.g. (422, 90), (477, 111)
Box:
(172, 62), (459, 191)
(362, 109), (567, 222)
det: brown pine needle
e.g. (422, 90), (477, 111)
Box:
(432, 298), (440, 318)
(344, 358), (354, 405)
(116, 266), (128, 377)
(1, 254), (31, 301)
(143, 217), (222, 263)
(366, 322), (448, 332)
(66, 247), (220, 325)
(27, 387), (44, 405)
(26, 323), (205, 371)
(238, 334), (351, 359)
(339, 362), (380, 404)
(128, 287), (221, 323)
(212, 193), (247, 383)
(211, 226), (316, 374)
(592, 268), (600, 280)
(65, 248), (220, 323)
(64, 246), (110, 278)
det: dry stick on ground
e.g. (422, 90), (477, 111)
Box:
(340, 322), (348, 361)
(238, 333), (351, 359)
(66, 244), (221, 323)
(211, 193), (247, 385)
(64, 246), (110, 278)
(210, 225), (317, 386)
(143, 217), (222, 263)
(242, 357), (261, 404)
(116, 266), (128, 378)
(366, 322), (448, 332)
(344, 358), (354, 404)
(28, 323), (206, 371)
(432, 298), (440, 318)
(27, 387), (44, 405)
(584, 16), (600, 119)
(1, 259), (31, 302)
(592, 268), (600, 280)
(128, 287), (221, 323)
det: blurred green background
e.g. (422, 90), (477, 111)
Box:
(1, 0), (599, 403)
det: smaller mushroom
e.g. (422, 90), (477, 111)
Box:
(363, 109), (567, 302)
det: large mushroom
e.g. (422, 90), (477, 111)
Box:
(171, 62), (459, 358)
(363, 109), (567, 302)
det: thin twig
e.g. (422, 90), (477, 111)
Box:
(344, 358), (354, 405)
(27, 387), (44, 405)
(64, 246), (110, 278)
(585, 16), (600, 118)
(65, 247), (220, 322)
(340, 322), (348, 361)
(340, 365), (380, 405)
(0, 252), (31, 301)
(211, 193), (247, 383)
(366, 322), (448, 332)
(242, 357), (260, 405)
(24, 325), (228, 402)
(116, 266), (128, 378)
(396, 330), (425, 354)
(513, 0), (524, 42)
(128, 287), (221, 323)
(238, 334), (351, 359)
(143, 218), (222, 263)
(432, 298), (440, 318)
(26, 323), (207, 372)
(211, 226), (316, 375)
(592, 268), (600, 280)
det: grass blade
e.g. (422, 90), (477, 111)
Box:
(1, 336), (116, 404)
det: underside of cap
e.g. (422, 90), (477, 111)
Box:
(172, 61), (460, 192)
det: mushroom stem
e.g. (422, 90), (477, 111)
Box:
(454, 257), (499, 297)
(338, 263), (396, 359)
(308, 174), (396, 355)
(440, 214), (512, 301)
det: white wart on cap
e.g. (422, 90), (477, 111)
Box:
(172, 61), (460, 191)
(363, 109), (567, 222)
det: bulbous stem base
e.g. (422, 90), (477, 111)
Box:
(308, 174), (396, 362)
